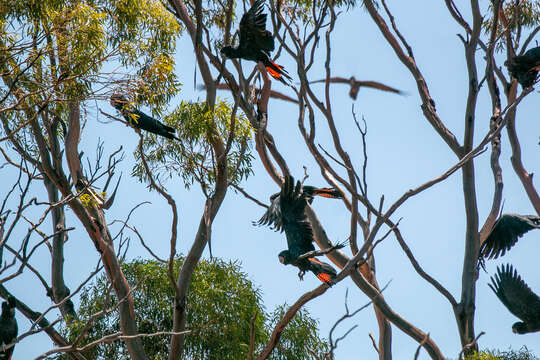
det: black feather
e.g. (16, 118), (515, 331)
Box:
(480, 214), (540, 260)
(220, 0), (291, 83)
(489, 264), (540, 334)
(110, 95), (179, 141)
(505, 46), (540, 88)
(0, 296), (17, 360)
(275, 176), (338, 283)
(254, 185), (341, 231)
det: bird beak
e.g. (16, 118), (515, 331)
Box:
(278, 256), (284, 264)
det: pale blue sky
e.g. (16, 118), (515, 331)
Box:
(6, 1), (540, 359)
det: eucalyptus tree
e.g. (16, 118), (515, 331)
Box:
(58, 257), (329, 360)
(0, 1), (178, 358)
(161, 0), (540, 358)
(2, 0), (540, 359)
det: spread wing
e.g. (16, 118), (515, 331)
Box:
(489, 264), (540, 325)
(480, 214), (540, 259)
(310, 77), (350, 84)
(211, 83), (298, 103)
(357, 81), (403, 94)
(253, 194), (283, 231)
(239, 0), (274, 52)
(259, 89), (298, 104)
(310, 77), (403, 100)
(280, 176), (315, 256)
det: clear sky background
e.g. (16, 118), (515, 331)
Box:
(6, 0), (540, 359)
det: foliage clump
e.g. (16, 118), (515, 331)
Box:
(59, 257), (328, 360)
(133, 99), (253, 192)
(482, 0), (540, 51)
(0, 0), (181, 140)
(466, 347), (538, 360)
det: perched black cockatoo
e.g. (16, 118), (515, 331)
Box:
(220, 0), (292, 85)
(505, 46), (540, 88)
(489, 264), (540, 334)
(310, 76), (404, 100)
(110, 94), (179, 141)
(479, 214), (540, 261)
(277, 176), (339, 284)
(0, 296), (17, 360)
(254, 184), (342, 232)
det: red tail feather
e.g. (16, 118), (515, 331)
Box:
(317, 273), (332, 284)
(266, 65), (282, 79)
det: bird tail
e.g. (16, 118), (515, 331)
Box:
(160, 124), (180, 141)
(162, 124), (175, 133)
(263, 59), (292, 85)
(308, 258), (337, 284)
(159, 129), (179, 141)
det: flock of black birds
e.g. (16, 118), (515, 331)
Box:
(106, 0), (540, 336)
(108, 0), (540, 142)
(3, 2), (540, 359)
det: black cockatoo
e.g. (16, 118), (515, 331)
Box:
(479, 214), (540, 261)
(110, 94), (179, 141)
(277, 176), (340, 284)
(310, 76), (404, 100)
(220, 0), (291, 85)
(0, 296), (17, 360)
(489, 264), (540, 334)
(254, 184), (342, 232)
(505, 46), (540, 88)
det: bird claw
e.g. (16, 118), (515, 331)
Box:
(298, 270), (305, 281)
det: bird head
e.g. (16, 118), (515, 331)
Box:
(512, 322), (528, 334)
(220, 46), (235, 58)
(110, 94), (128, 111)
(278, 250), (292, 265)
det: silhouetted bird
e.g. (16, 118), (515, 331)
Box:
(489, 264), (540, 334)
(254, 184), (342, 232)
(0, 296), (17, 360)
(200, 83), (298, 103)
(110, 94), (179, 141)
(220, 0), (292, 85)
(277, 176), (339, 284)
(310, 76), (404, 100)
(505, 46), (540, 88)
(480, 214), (540, 260)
